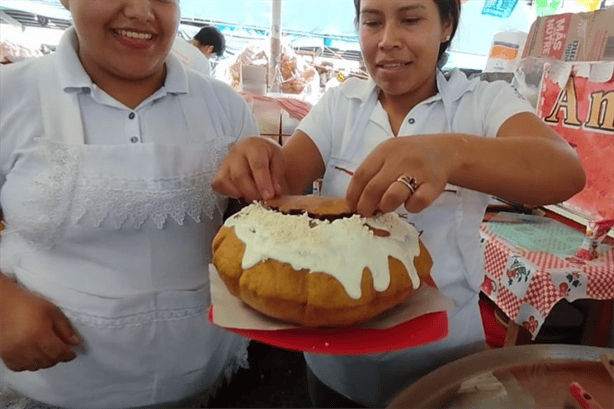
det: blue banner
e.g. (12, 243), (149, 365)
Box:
(481, 0), (520, 18)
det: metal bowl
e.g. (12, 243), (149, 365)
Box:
(388, 344), (614, 409)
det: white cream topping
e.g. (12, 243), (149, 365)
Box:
(225, 202), (421, 300)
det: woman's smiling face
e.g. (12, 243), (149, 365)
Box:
(60, 0), (180, 84)
(358, 0), (452, 101)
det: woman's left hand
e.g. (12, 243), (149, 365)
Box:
(346, 135), (453, 217)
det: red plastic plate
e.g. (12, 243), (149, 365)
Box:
(208, 307), (448, 355)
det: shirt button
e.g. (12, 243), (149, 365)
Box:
(129, 112), (136, 120)
(130, 136), (139, 143)
(408, 118), (415, 124)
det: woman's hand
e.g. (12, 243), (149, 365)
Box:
(0, 277), (81, 372)
(346, 135), (454, 217)
(212, 136), (287, 201)
(347, 112), (586, 217)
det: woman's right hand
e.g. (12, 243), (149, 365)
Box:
(0, 277), (81, 372)
(212, 136), (287, 201)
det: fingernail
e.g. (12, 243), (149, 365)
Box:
(262, 190), (273, 200)
(275, 183), (282, 195)
(71, 335), (81, 344)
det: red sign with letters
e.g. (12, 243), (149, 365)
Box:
(537, 62), (614, 221)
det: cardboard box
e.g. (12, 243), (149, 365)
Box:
(522, 7), (614, 62)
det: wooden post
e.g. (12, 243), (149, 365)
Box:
(269, 0), (282, 93)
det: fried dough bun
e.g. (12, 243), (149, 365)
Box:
(212, 196), (432, 327)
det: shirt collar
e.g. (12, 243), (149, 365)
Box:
(436, 68), (480, 103)
(55, 27), (188, 95)
(340, 76), (378, 101)
(163, 51), (189, 94)
(55, 27), (93, 92)
(339, 68), (479, 105)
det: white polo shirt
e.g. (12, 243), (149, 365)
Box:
(301, 71), (532, 164)
(298, 70), (534, 407)
(0, 28), (257, 408)
(171, 35), (211, 77)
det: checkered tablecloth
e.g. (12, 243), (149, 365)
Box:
(480, 222), (614, 338)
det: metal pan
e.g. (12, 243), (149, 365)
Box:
(388, 344), (614, 409)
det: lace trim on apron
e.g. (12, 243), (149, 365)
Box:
(70, 138), (231, 229)
(62, 304), (210, 329)
(12, 139), (82, 250)
(13, 136), (232, 250)
(71, 170), (222, 229)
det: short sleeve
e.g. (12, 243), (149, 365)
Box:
(0, 59), (41, 192)
(296, 86), (342, 164)
(206, 78), (259, 142)
(477, 80), (535, 137)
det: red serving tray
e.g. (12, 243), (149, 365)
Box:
(208, 307), (449, 355)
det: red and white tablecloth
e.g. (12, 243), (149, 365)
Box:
(480, 222), (614, 338)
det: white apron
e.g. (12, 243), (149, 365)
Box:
(305, 71), (488, 407)
(0, 53), (248, 408)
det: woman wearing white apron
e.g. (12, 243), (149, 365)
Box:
(0, 1), (258, 408)
(212, 0), (585, 407)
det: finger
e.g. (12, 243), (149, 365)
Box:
(404, 183), (438, 213)
(245, 146), (277, 200)
(2, 353), (28, 372)
(211, 168), (243, 198)
(4, 351), (54, 372)
(230, 156), (262, 201)
(39, 338), (76, 363)
(28, 355), (56, 371)
(355, 172), (392, 217)
(268, 150), (286, 197)
(346, 158), (384, 212)
(49, 308), (81, 346)
(378, 179), (413, 214)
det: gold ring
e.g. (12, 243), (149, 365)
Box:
(395, 176), (418, 195)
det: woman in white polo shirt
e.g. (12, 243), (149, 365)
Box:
(212, 0), (585, 407)
(0, 0), (258, 408)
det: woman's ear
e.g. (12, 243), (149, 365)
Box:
(441, 18), (453, 43)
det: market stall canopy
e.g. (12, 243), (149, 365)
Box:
(0, 0), (71, 29)
(182, 0), (357, 38)
(180, 0), (537, 70)
(4, 0), (611, 71)
(0, 1), (68, 61)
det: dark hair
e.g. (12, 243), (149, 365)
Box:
(353, 0), (461, 62)
(193, 26), (226, 57)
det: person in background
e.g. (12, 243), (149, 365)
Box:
(211, 0), (586, 407)
(192, 25), (226, 60)
(172, 25), (226, 77)
(0, 0), (257, 408)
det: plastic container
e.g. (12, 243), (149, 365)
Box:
(484, 30), (528, 73)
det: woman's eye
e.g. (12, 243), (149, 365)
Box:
(362, 20), (381, 27)
(402, 18), (420, 25)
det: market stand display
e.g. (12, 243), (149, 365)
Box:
(480, 6), (614, 347)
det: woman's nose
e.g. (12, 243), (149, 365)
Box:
(379, 23), (402, 50)
(123, 0), (155, 21)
